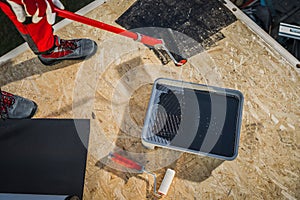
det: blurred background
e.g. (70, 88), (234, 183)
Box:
(231, 0), (300, 60)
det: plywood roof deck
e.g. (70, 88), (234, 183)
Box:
(0, 0), (299, 199)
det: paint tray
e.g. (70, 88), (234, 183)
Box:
(141, 78), (244, 160)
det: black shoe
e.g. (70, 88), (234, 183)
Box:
(0, 90), (37, 119)
(38, 36), (98, 66)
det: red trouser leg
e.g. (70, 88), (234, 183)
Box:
(0, 1), (55, 54)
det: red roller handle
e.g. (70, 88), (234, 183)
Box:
(53, 7), (163, 47)
(109, 152), (143, 171)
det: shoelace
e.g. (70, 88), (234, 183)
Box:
(59, 39), (78, 50)
(0, 90), (15, 119)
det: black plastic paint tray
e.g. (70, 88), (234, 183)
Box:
(141, 78), (244, 160)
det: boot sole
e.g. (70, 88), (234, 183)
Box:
(28, 101), (38, 119)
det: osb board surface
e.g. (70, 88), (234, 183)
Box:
(0, 0), (299, 199)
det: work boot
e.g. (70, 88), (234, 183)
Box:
(0, 90), (37, 119)
(38, 36), (98, 66)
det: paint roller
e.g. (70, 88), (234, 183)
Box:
(109, 152), (175, 197)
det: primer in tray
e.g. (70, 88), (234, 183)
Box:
(142, 78), (244, 160)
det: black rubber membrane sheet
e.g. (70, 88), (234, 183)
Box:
(116, 0), (236, 58)
(0, 119), (90, 200)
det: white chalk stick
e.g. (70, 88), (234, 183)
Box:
(158, 169), (175, 195)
